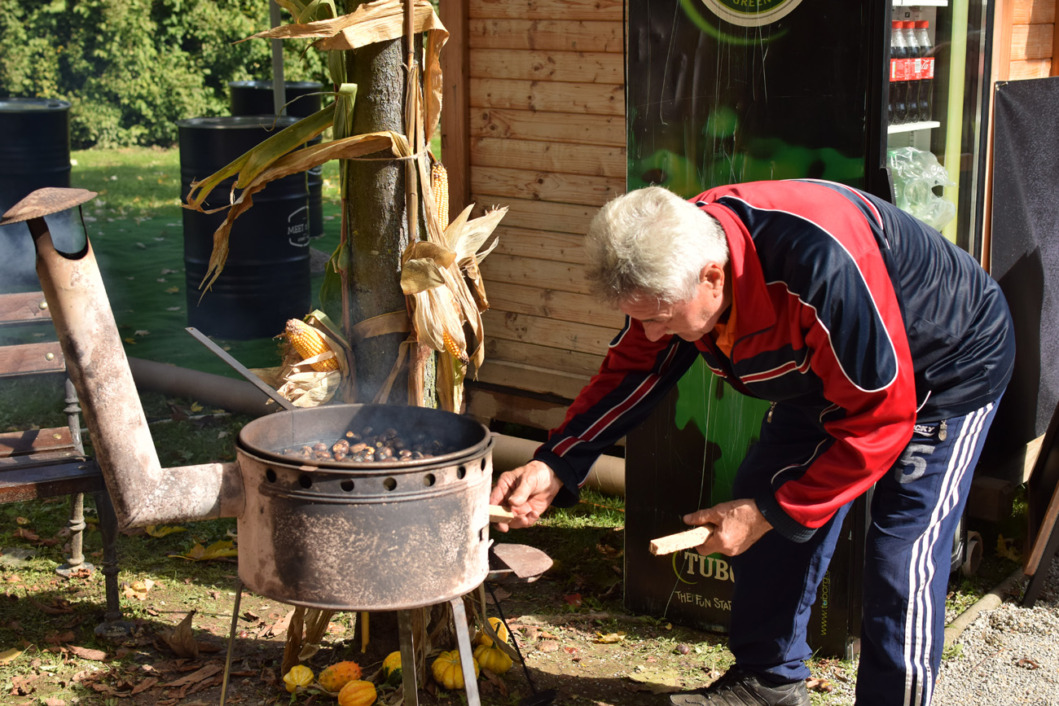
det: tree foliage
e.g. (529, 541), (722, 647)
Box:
(0, 0), (327, 148)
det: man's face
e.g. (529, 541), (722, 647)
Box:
(619, 264), (729, 342)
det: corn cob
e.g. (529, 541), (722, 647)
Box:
(431, 159), (449, 227)
(285, 318), (340, 372)
(442, 330), (469, 363)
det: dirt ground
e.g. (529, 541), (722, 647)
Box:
(3, 526), (810, 706)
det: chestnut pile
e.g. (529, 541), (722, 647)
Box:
(282, 426), (448, 463)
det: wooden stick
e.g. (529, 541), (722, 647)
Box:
(649, 526), (713, 556)
(488, 505), (516, 523)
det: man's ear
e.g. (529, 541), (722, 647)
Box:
(700, 263), (725, 292)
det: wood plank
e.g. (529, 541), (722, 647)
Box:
(0, 427), (74, 459)
(1011, 23), (1054, 60)
(482, 252), (594, 296)
(468, 19), (624, 53)
(492, 225), (589, 264)
(472, 137), (626, 177)
(471, 108), (625, 147)
(0, 292), (51, 325)
(488, 197), (603, 234)
(483, 308), (616, 355)
(440, 0), (471, 212)
(471, 166), (624, 207)
(465, 384), (571, 432)
(0, 342), (66, 377)
(470, 0), (623, 22)
(486, 337), (605, 377)
(1012, 0), (1055, 25)
(470, 49), (624, 84)
(476, 358), (591, 399)
(487, 280), (625, 328)
(470, 78), (625, 116)
(1008, 58), (1052, 79)
(0, 459), (105, 502)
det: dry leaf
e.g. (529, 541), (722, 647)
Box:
(161, 612), (200, 659)
(66, 644), (108, 661)
(0, 647), (22, 664)
(595, 632), (625, 644)
(146, 525), (187, 538)
(123, 579), (155, 600)
(170, 540), (238, 561)
(807, 677), (833, 692)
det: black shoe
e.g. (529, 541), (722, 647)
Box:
(669, 668), (810, 706)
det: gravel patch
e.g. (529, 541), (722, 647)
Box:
(933, 554), (1059, 705)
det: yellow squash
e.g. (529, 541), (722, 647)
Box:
(431, 649), (479, 690)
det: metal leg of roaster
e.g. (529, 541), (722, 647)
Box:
(397, 601), (480, 706)
(219, 580), (244, 706)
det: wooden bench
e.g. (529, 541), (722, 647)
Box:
(0, 290), (122, 625)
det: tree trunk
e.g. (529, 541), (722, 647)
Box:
(344, 35), (409, 404)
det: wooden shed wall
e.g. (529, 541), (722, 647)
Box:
(440, 0), (627, 432)
(996, 0), (1057, 80)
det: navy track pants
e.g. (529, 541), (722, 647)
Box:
(727, 400), (999, 706)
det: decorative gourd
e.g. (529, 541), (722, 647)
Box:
(282, 664), (314, 693)
(473, 643), (514, 675)
(431, 649), (479, 690)
(474, 616), (511, 647)
(318, 660), (363, 692)
(337, 679), (377, 706)
(382, 651), (403, 686)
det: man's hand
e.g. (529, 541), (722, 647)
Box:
(683, 499), (772, 556)
(489, 460), (564, 531)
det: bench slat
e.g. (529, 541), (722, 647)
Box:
(0, 342), (66, 376)
(0, 292), (52, 325)
(0, 458), (106, 502)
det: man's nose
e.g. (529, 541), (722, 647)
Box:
(642, 322), (667, 341)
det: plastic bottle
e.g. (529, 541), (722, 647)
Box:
(914, 20), (934, 122)
(889, 21), (908, 124)
(902, 20), (919, 122)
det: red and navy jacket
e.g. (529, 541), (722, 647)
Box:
(534, 180), (1015, 541)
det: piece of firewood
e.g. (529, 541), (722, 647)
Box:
(649, 526), (713, 556)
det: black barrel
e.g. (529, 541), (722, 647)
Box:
(229, 80), (326, 239)
(0, 98), (72, 289)
(179, 116), (310, 340)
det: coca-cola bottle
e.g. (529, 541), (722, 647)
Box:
(914, 20), (935, 122)
(889, 20), (908, 124)
(904, 21), (922, 122)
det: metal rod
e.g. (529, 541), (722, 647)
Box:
(185, 327), (295, 411)
(397, 611), (420, 706)
(219, 580), (245, 706)
(450, 598), (481, 706)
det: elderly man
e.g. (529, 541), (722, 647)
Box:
(489, 180), (1014, 706)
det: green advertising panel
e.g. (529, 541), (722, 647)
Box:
(623, 0), (875, 656)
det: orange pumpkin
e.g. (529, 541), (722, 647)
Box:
(337, 679), (377, 706)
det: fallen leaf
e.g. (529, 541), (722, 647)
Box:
(595, 632), (626, 644)
(626, 666), (684, 693)
(29, 598), (74, 615)
(170, 540), (238, 561)
(807, 677), (833, 692)
(563, 593), (582, 606)
(161, 612), (199, 659)
(161, 661), (223, 687)
(66, 644), (108, 661)
(131, 676), (159, 694)
(0, 647), (23, 664)
(165, 287), (180, 294)
(45, 630), (76, 644)
(146, 525), (187, 538)
(123, 579), (155, 600)
(13, 528), (40, 542)
(538, 640), (560, 653)
(15, 517), (30, 526)
(1016, 657), (1040, 670)
(134, 330), (150, 337)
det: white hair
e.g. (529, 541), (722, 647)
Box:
(584, 187), (728, 304)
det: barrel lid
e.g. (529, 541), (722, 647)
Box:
(0, 98), (71, 112)
(0, 187), (96, 226)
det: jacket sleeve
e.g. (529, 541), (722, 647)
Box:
(534, 318), (700, 506)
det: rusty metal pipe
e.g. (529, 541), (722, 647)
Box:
(29, 214), (244, 528)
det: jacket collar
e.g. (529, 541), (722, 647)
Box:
(699, 200), (777, 342)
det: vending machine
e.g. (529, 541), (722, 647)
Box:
(622, 0), (993, 658)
